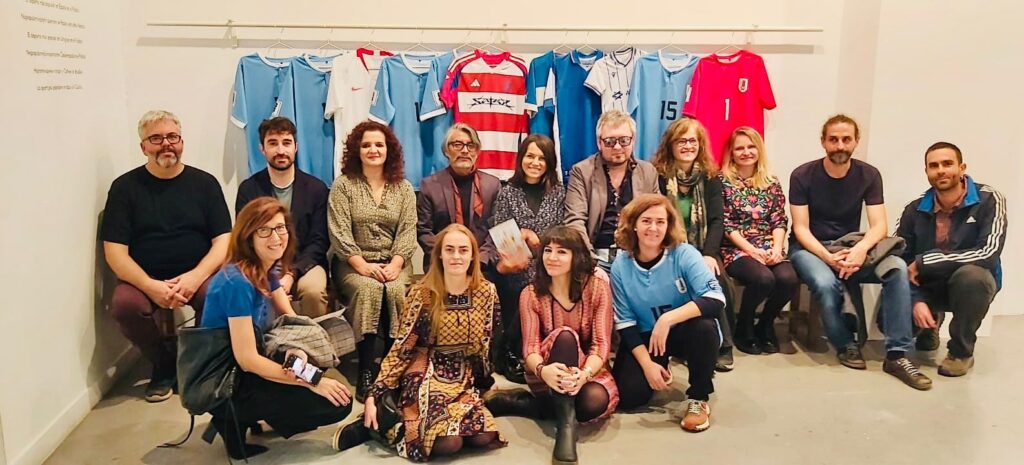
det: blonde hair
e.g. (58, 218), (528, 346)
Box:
(652, 118), (719, 179)
(721, 127), (774, 190)
(137, 110), (180, 139)
(419, 224), (485, 338)
(595, 109), (637, 137)
(614, 194), (687, 258)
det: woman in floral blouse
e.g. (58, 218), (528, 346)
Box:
(720, 127), (798, 355)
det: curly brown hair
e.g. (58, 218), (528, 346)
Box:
(341, 120), (406, 184)
(614, 194), (687, 258)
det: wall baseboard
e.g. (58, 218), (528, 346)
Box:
(10, 347), (138, 465)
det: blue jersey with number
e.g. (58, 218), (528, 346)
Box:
(369, 53), (440, 189)
(547, 50), (604, 179)
(610, 244), (725, 334)
(230, 54), (296, 177)
(292, 54), (338, 186)
(627, 52), (699, 162)
(418, 51), (458, 179)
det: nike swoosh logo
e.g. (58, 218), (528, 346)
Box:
(351, 87), (363, 91)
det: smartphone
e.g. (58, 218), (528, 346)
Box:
(283, 354), (324, 386)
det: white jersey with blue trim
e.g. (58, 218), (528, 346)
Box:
(585, 47), (640, 113)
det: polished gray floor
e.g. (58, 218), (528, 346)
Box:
(46, 316), (1024, 464)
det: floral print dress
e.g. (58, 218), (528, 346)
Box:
(720, 176), (789, 266)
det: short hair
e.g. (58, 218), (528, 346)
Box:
(508, 134), (560, 191)
(341, 120), (406, 184)
(258, 117), (297, 144)
(820, 114), (860, 141)
(595, 109), (637, 137)
(614, 194), (687, 258)
(925, 141), (963, 164)
(652, 117), (718, 179)
(444, 123), (482, 153)
(137, 110), (180, 139)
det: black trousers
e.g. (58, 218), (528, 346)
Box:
(613, 317), (720, 408)
(494, 274), (523, 358)
(916, 264), (998, 358)
(210, 372), (353, 440)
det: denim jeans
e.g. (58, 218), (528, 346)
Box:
(788, 242), (913, 353)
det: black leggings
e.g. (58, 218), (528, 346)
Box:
(545, 330), (610, 422)
(726, 257), (798, 330)
(613, 317), (720, 409)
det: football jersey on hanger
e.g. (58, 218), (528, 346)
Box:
(627, 51), (699, 162)
(585, 46), (640, 113)
(230, 53), (296, 177)
(422, 50), (529, 180)
(683, 50), (776, 166)
(324, 48), (393, 179)
(369, 52), (439, 189)
(293, 54), (338, 186)
(525, 51), (561, 140)
(546, 49), (604, 179)
(419, 51), (461, 178)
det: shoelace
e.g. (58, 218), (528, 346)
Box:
(686, 400), (706, 415)
(897, 358), (923, 377)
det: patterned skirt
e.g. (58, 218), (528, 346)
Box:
(523, 327), (619, 423)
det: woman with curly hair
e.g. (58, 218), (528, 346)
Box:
(328, 120), (418, 400)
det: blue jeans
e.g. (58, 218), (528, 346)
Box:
(788, 242), (913, 353)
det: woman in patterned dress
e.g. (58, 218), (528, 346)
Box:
(485, 225), (617, 465)
(328, 121), (418, 399)
(333, 223), (505, 461)
(720, 127), (797, 355)
(490, 134), (566, 382)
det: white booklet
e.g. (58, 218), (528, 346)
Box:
(488, 219), (533, 262)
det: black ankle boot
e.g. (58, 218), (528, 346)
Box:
(551, 394), (578, 465)
(734, 318), (762, 355)
(210, 416), (269, 460)
(755, 320), (779, 354)
(484, 389), (540, 418)
(503, 351), (526, 384)
(333, 418), (371, 452)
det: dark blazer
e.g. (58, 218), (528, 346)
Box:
(236, 169), (330, 277)
(417, 168), (501, 270)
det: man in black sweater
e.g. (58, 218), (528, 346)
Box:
(236, 117), (330, 317)
(896, 142), (1006, 377)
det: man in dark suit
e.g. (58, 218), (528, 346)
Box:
(236, 117), (330, 317)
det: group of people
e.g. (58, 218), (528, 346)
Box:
(101, 107), (1006, 462)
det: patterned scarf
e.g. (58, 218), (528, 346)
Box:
(450, 169), (484, 225)
(666, 164), (707, 250)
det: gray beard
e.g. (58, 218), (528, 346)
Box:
(156, 155), (180, 168)
(827, 150), (852, 165)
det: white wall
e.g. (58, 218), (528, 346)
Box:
(0, 1), (136, 464)
(1, 1), (1020, 463)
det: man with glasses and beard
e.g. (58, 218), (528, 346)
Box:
(565, 109), (660, 271)
(788, 114), (931, 390)
(102, 110), (232, 402)
(236, 117), (330, 317)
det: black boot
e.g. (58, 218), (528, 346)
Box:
(734, 317), (762, 355)
(333, 417), (371, 452)
(503, 350), (526, 384)
(209, 414), (268, 460)
(483, 389), (540, 418)
(551, 394), (578, 465)
(755, 319), (780, 354)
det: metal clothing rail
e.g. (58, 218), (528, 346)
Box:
(146, 21), (824, 33)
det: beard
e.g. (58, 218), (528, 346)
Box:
(827, 150), (852, 165)
(155, 151), (180, 168)
(270, 156), (294, 171)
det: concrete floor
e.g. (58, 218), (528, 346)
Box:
(46, 316), (1024, 465)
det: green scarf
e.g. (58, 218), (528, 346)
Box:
(666, 164), (707, 251)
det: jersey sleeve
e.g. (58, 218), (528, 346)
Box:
(420, 59), (447, 121)
(229, 60), (247, 128)
(583, 60), (607, 96)
(754, 56), (777, 110)
(543, 66), (557, 109)
(677, 246), (725, 304)
(682, 60), (703, 118)
(610, 259), (638, 330)
(524, 57), (544, 113)
(367, 62), (394, 124)
(626, 64), (641, 116)
(324, 59), (343, 119)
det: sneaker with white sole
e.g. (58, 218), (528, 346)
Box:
(680, 399), (711, 432)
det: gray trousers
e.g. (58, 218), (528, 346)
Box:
(916, 264), (998, 357)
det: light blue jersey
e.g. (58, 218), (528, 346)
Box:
(230, 54), (296, 177)
(419, 51), (458, 179)
(610, 244), (725, 334)
(627, 52), (699, 162)
(525, 51), (559, 139)
(292, 54), (339, 186)
(547, 50), (604, 180)
(369, 53), (440, 189)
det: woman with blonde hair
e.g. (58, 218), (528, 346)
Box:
(652, 117), (736, 372)
(719, 127), (796, 355)
(334, 223), (505, 461)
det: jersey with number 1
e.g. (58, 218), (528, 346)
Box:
(683, 50), (776, 166)
(627, 52), (699, 162)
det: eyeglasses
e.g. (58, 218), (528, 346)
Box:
(600, 136), (633, 148)
(673, 138), (699, 148)
(448, 141), (479, 152)
(255, 224), (289, 238)
(146, 134), (182, 145)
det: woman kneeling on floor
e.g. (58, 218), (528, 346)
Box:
(334, 223), (506, 461)
(610, 194), (724, 432)
(485, 225), (618, 465)
(200, 197), (353, 459)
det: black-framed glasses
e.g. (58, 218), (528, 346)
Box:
(146, 134), (182, 145)
(600, 136), (633, 148)
(448, 141), (479, 151)
(255, 224), (289, 238)
(673, 138), (699, 148)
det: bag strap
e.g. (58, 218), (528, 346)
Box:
(158, 414), (195, 448)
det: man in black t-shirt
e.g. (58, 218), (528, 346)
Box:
(102, 110), (232, 402)
(789, 114), (931, 390)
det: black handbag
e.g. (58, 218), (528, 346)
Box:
(369, 388), (403, 441)
(176, 326), (240, 415)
